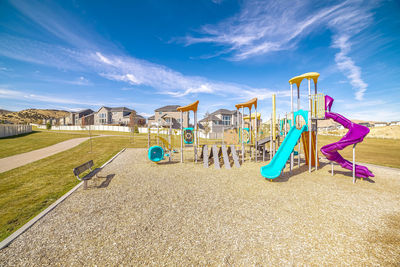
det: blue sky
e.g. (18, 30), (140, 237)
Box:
(0, 0), (399, 121)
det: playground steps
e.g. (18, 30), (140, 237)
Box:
(200, 144), (240, 169)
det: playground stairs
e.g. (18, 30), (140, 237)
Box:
(301, 131), (320, 167)
(200, 144), (241, 169)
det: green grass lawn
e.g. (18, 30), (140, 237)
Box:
(0, 136), (145, 241)
(318, 135), (400, 169)
(0, 130), (91, 159)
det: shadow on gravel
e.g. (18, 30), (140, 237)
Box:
(156, 161), (180, 165)
(97, 174), (115, 188)
(329, 170), (375, 183)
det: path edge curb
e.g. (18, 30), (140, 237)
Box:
(0, 147), (126, 250)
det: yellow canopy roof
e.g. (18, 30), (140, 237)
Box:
(235, 98), (258, 110)
(176, 100), (199, 112)
(289, 72), (320, 89)
(243, 112), (261, 120)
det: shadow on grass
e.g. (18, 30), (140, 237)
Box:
(0, 130), (40, 140)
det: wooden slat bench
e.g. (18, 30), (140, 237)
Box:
(73, 160), (101, 189)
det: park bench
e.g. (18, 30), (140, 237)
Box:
(73, 160), (101, 189)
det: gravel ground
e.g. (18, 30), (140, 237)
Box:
(1, 148), (399, 266)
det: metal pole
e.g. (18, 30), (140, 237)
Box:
(242, 106), (245, 164)
(331, 161), (334, 176)
(290, 83), (294, 172)
(180, 111), (183, 163)
(255, 105), (258, 162)
(308, 79), (312, 173)
(315, 118), (318, 171)
(249, 107), (252, 161)
(297, 85), (300, 168)
(194, 110), (197, 163)
(169, 119), (172, 162)
(353, 144), (356, 183)
(270, 115), (272, 160)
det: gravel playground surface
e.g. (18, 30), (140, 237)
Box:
(1, 148), (399, 265)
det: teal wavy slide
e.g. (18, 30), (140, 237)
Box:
(260, 125), (307, 179)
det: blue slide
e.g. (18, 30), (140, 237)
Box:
(260, 109), (308, 179)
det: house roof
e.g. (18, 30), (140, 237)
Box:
(155, 105), (181, 112)
(97, 106), (132, 112)
(148, 115), (155, 120)
(210, 109), (237, 115)
(75, 109), (94, 115)
(199, 114), (222, 122)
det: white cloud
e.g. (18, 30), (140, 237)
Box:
(182, 0), (375, 100)
(333, 36), (368, 100)
(0, 88), (102, 106)
(138, 112), (153, 118)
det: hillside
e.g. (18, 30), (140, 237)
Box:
(0, 109), (69, 124)
(0, 109), (12, 115)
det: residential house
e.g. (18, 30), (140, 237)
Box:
(94, 106), (144, 126)
(148, 105), (189, 129)
(390, 121), (400, 126)
(199, 109), (243, 133)
(74, 109), (94, 126)
(359, 122), (371, 128)
(373, 122), (387, 127)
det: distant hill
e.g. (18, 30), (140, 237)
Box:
(0, 109), (69, 124)
(0, 109), (13, 115)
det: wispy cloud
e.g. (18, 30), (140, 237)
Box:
(0, 88), (102, 106)
(333, 35), (368, 100)
(181, 0), (377, 100)
(183, 0), (375, 60)
(0, 0), (286, 102)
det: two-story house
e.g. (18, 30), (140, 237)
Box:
(147, 105), (189, 129)
(199, 109), (243, 133)
(72, 108), (94, 125)
(94, 106), (144, 126)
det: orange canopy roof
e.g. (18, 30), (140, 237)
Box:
(176, 100), (199, 112)
(235, 98), (258, 110)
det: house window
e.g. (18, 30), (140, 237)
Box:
(159, 111), (162, 115)
(165, 118), (170, 123)
(222, 115), (231, 125)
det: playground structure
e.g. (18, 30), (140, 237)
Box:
(176, 100), (199, 163)
(147, 119), (176, 163)
(147, 72), (374, 183)
(201, 97), (265, 169)
(260, 72), (374, 183)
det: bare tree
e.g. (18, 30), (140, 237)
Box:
(129, 111), (136, 144)
(202, 111), (211, 138)
(81, 116), (92, 153)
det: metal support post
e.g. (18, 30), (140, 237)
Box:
(308, 79), (312, 173)
(180, 111), (183, 163)
(353, 143), (357, 183)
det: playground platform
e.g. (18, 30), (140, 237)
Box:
(0, 148), (399, 265)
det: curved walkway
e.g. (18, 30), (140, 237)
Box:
(0, 137), (90, 173)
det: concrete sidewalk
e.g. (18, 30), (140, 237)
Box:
(0, 137), (90, 173)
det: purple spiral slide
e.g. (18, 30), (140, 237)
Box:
(320, 95), (374, 179)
